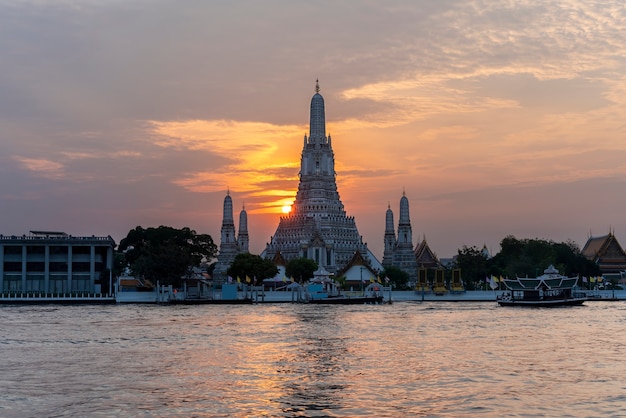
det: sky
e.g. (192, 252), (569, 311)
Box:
(1, 0), (625, 261)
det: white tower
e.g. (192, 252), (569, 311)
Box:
(263, 81), (380, 273)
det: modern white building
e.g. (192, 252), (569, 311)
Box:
(0, 231), (116, 294)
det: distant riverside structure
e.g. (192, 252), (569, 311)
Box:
(0, 231), (115, 293)
(582, 231), (626, 274)
(382, 191), (441, 285)
(262, 81), (382, 274)
(213, 191), (249, 280)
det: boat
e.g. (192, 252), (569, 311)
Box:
(171, 297), (254, 305)
(498, 265), (587, 307)
(307, 294), (384, 304)
(303, 282), (384, 304)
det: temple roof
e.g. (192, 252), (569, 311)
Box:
(582, 232), (626, 273)
(336, 250), (371, 277)
(582, 233), (625, 258)
(414, 237), (440, 268)
(271, 250), (287, 266)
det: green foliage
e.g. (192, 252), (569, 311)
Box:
(381, 266), (409, 290)
(285, 257), (318, 282)
(112, 252), (127, 277)
(227, 253), (278, 284)
(98, 268), (114, 294)
(454, 235), (601, 285)
(334, 275), (347, 290)
(118, 226), (217, 287)
(454, 246), (487, 289)
(489, 236), (599, 278)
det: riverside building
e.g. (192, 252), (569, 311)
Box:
(0, 231), (115, 294)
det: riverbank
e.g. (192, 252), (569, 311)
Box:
(256, 289), (626, 303)
(1, 289), (623, 304)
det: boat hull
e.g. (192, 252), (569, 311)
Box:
(498, 297), (586, 307)
(308, 296), (384, 305)
(172, 298), (254, 305)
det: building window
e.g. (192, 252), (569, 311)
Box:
(27, 246), (45, 255)
(26, 262), (45, 272)
(73, 246), (91, 255)
(72, 262), (91, 273)
(4, 246), (21, 256)
(4, 262), (21, 272)
(49, 262), (68, 272)
(50, 246), (68, 256)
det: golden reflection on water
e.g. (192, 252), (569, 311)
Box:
(2, 303), (626, 417)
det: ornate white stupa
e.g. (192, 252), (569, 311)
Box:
(262, 81), (381, 274)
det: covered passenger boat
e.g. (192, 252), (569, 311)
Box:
(498, 265), (587, 307)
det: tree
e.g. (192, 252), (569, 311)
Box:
(487, 235), (600, 279)
(118, 226), (217, 287)
(227, 253), (278, 284)
(285, 257), (318, 283)
(380, 266), (410, 290)
(454, 245), (487, 289)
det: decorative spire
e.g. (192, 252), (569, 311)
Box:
(309, 80), (326, 140)
(315, 78), (320, 93)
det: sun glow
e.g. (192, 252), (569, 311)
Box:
(281, 205), (292, 213)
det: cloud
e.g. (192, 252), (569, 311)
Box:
(149, 119), (303, 210)
(13, 157), (65, 179)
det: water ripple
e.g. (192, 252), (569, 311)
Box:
(1, 302), (625, 416)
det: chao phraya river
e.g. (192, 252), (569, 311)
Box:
(1, 301), (625, 417)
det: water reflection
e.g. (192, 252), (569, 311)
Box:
(274, 307), (348, 415)
(2, 302), (626, 416)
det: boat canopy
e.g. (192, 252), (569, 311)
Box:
(503, 265), (579, 290)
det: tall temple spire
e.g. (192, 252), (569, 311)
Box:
(263, 83), (381, 274)
(222, 190), (234, 224)
(238, 203), (249, 253)
(214, 190), (244, 280)
(398, 187), (411, 242)
(309, 79), (326, 141)
(389, 191), (418, 283)
(382, 202), (396, 267)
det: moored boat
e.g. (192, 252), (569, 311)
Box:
(307, 294), (384, 304)
(171, 297), (254, 305)
(303, 281), (385, 304)
(498, 265), (587, 307)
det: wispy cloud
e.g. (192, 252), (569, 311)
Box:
(149, 120), (302, 208)
(13, 157), (65, 179)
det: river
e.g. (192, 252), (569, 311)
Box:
(1, 301), (625, 417)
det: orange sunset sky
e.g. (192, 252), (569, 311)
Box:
(1, 1), (625, 260)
